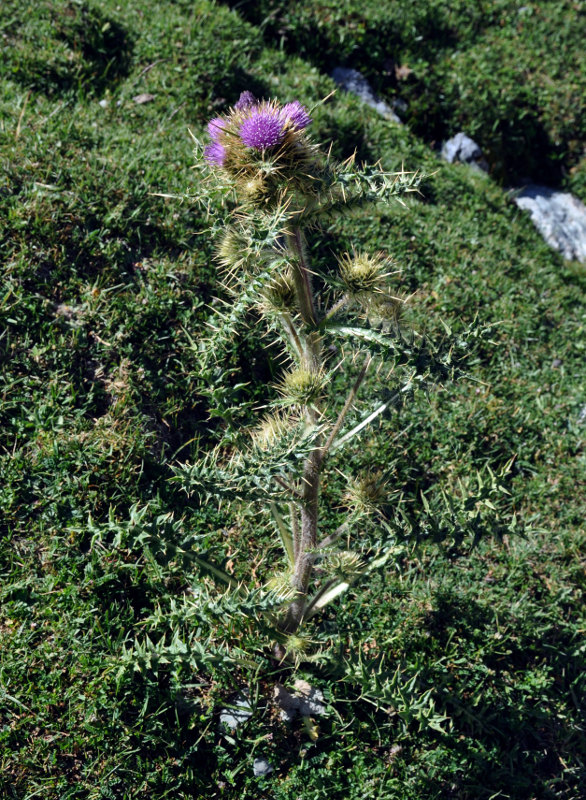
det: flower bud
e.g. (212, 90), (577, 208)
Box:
(234, 90), (257, 111)
(277, 367), (328, 406)
(337, 251), (395, 296)
(259, 268), (296, 313)
(216, 229), (251, 269)
(202, 97), (317, 205)
(241, 175), (268, 202)
(344, 470), (388, 516)
(283, 633), (311, 658)
(324, 550), (364, 578)
(251, 412), (293, 451)
(364, 292), (404, 326)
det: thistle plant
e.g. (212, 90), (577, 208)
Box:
(176, 92), (502, 652)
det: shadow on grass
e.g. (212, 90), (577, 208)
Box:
(4, 0), (134, 97)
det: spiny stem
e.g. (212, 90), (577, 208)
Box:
(290, 502), (301, 561)
(283, 450), (320, 632)
(288, 228), (321, 375)
(319, 354), (371, 465)
(282, 227), (324, 633)
(291, 228), (317, 327)
(273, 475), (303, 499)
(323, 293), (349, 323)
(317, 521), (350, 550)
(280, 311), (304, 359)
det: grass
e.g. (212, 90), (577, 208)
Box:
(222, 0), (586, 194)
(0, 1), (585, 798)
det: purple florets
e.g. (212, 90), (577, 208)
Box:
(204, 141), (226, 166)
(280, 101), (312, 130)
(239, 108), (286, 150)
(207, 117), (227, 141)
(234, 91), (257, 111)
(204, 95), (310, 164)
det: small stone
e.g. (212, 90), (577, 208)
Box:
(274, 680), (326, 722)
(388, 743), (403, 761)
(55, 303), (75, 319)
(552, 358), (563, 368)
(273, 684), (299, 723)
(293, 679), (326, 717)
(253, 757), (273, 777)
(441, 132), (488, 171)
(219, 693), (252, 731)
(132, 93), (155, 104)
(331, 67), (402, 123)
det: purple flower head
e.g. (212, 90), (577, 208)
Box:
(207, 117), (227, 141)
(204, 141), (226, 166)
(234, 91), (257, 111)
(239, 107), (286, 150)
(280, 101), (312, 130)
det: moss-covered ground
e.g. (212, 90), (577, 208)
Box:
(1, 1), (584, 797)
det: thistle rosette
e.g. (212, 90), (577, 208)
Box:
(203, 91), (316, 204)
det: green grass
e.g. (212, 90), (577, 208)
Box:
(1, 1), (585, 798)
(223, 0), (586, 192)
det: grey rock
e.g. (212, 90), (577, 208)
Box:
(331, 67), (402, 123)
(392, 96), (408, 115)
(219, 693), (252, 731)
(253, 757), (273, 777)
(273, 684), (298, 723)
(441, 132), (488, 171)
(132, 92), (155, 104)
(513, 184), (586, 262)
(274, 680), (326, 723)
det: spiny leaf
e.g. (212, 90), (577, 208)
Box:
(173, 419), (323, 503)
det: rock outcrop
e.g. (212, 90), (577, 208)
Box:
(513, 185), (586, 263)
(331, 67), (402, 123)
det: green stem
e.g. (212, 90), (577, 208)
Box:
(282, 227), (323, 633)
(284, 448), (320, 632)
(290, 502), (301, 561)
(288, 228), (321, 372)
(290, 229), (317, 327)
(319, 354), (371, 465)
(280, 311), (304, 360)
(323, 293), (349, 324)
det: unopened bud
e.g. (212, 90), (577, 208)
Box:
(325, 550), (364, 577)
(251, 412), (293, 450)
(345, 470), (388, 515)
(260, 268), (296, 313)
(217, 229), (250, 268)
(337, 251), (395, 296)
(277, 367), (328, 406)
